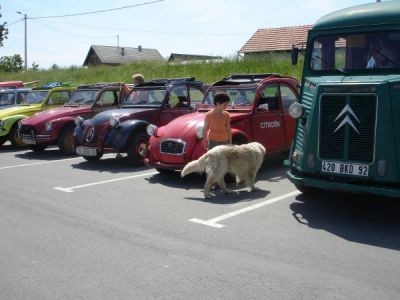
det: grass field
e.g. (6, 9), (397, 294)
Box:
(0, 55), (304, 86)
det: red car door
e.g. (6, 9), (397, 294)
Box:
(251, 83), (285, 153)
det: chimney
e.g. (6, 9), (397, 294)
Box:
(121, 47), (125, 56)
(138, 45), (142, 52)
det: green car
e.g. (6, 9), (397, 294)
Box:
(0, 82), (78, 147)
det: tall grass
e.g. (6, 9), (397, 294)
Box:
(0, 55), (304, 86)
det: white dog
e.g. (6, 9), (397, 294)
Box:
(181, 142), (266, 198)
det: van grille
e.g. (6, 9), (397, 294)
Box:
(160, 139), (185, 155)
(319, 94), (376, 163)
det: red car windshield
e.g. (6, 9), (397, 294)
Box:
(67, 89), (99, 106)
(202, 87), (256, 107)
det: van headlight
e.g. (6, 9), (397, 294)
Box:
(146, 124), (158, 136)
(195, 124), (204, 139)
(288, 102), (304, 119)
(74, 116), (84, 126)
(45, 122), (52, 131)
(109, 116), (120, 128)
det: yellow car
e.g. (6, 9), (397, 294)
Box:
(0, 82), (78, 147)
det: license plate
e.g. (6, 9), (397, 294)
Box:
(76, 146), (97, 156)
(22, 137), (36, 144)
(322, 161), (369, 177)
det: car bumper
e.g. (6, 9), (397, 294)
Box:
(144, 158), (186, 170)
(19, 133), (52, 145)
(287, 169), (400, 198)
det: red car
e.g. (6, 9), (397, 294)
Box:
(145, 74), (299, 172)
(19, 83), (124, 154)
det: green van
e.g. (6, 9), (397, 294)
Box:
(287, 1), (400, 197)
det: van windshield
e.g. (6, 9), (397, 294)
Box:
(310, 31), (400, 72)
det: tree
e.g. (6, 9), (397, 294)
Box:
(31, 62), (39, 71)
(51, 64), (60, 70)
(0, 54), (24, 72)
(0, 6), (8, 47)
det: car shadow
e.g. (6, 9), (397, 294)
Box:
(71, 156), (154, 174)
(290, 192), (400, 251)
(14, 147), (73, 161)
(0, 144), (28, 153)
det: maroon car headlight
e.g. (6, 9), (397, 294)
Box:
(75, 116), (84, 126)
(146, 124), (158, 136)
(45, 121), (52, 131)
(109, 116), (120, 128)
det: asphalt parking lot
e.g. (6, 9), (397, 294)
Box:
(1, 143), (400, 299)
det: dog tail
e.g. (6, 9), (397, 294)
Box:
(181, 155), (207, 177)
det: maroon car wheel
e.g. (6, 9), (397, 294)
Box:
(127, 131), (148, 166)
(0, 135), (7, 146)
(58, 127), (75, 155)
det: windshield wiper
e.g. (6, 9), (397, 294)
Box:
(315, 55), (346, 74)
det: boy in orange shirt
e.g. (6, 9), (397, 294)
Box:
(203, 91), (232, 149)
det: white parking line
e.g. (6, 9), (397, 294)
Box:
(54, 171), (158, 192)
(0, 153), (118, 170)
(0, 157), (82, 170)
(189, 190), (301, 228)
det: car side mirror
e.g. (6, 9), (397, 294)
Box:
(257, 103), (269, 111)
(291, 47), (299, 65)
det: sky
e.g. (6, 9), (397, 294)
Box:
(0, 0), (382, 69)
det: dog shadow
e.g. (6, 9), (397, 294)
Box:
(183, 188), (270, 204)
(146, 171), (270, 204)
(290, 191), (400, 251)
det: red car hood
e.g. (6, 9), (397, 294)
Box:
(156, 110), (250, 139)
(22, 105), (92, 126)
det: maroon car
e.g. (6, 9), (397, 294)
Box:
(74, 77), (207, 165)
(19, 83), (126, 154)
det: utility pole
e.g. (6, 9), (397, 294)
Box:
(17, 11), (27, 70)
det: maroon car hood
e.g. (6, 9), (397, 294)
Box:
(22, 105), (92, 126)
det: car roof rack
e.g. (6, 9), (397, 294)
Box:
(32, 82), (79, 90)
(212, 73), (280, 86)
(135, 77), (196, 87)
(77, 82), (120, 89)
